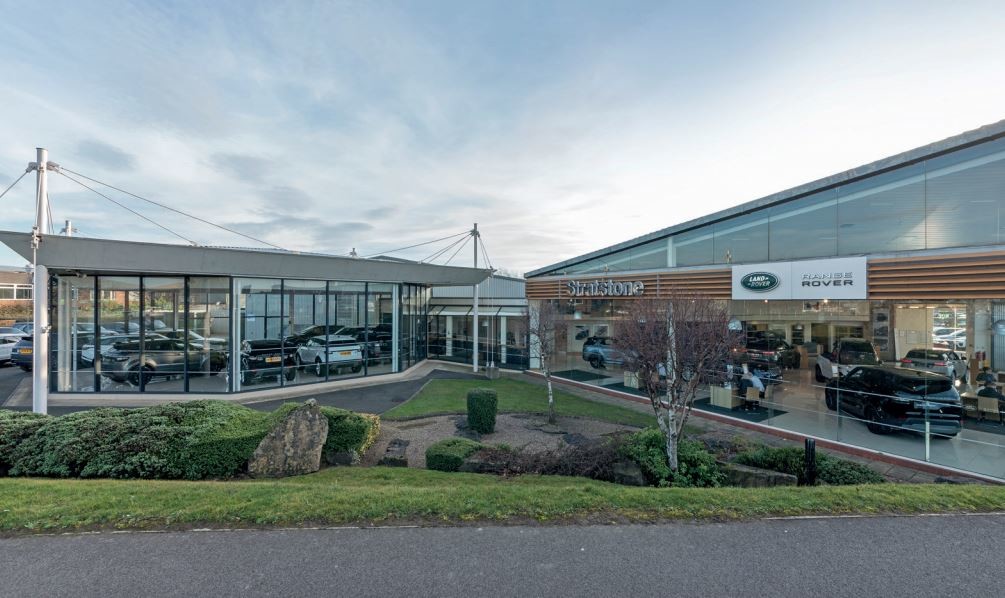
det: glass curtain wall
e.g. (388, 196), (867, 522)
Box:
(51, 275), (420, 393)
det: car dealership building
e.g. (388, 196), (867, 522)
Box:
(525, 119), (1005, 481)
(0, 231), (490, 402)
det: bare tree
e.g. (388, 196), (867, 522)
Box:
(615, 291), (738, 471)
(528, 300), (564, 424)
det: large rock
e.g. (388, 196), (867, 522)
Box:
(719, 461), (797, 487)
(378, 438), (409, 467)
(248, 399), (329, 478)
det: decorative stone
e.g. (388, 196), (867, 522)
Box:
(379, 438), (409, 467)
(326, 450), (361, 466)
(612, 459), (649, 486)
(458, 452), (508, 474)
(248, 399), (329, 478)
(719, 461), (798, 487)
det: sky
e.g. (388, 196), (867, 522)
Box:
(1, 0), (1004, 275)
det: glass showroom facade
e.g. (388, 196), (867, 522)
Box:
(527, 120), (1005, 480)
(51, 275), (431, 393)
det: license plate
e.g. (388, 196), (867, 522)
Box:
(265, 356), (281, 363)
(339, 351), (352, 356)
(21, 348), (32, 354)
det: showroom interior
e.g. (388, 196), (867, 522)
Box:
(526, 119), (1005, 481)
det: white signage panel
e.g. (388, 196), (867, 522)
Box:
(731, 257), (867, 300)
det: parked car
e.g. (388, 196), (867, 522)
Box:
(739, 333), (800, 369)
(11, 336), (32, 371)
(0, 335), (20, 364)
(101, 338), (227, 385)
(815, 338), (881, 382)
(582, 336), (625, 368)
(332, 326), (385, 362)
(159, 329), (227, 348)
(80, 333), (168, 367)
(933, 329), (966, 351)
(898, 348), (968, 383)
(295, 335), (364, 376)
(11, 322), (32, 335)
(824, 365), (962, 436)
(239, 339), (297, 385)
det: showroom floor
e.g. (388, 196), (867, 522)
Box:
(556, 363), (1005, 480)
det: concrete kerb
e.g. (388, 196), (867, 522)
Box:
(524, 369), (1002, 485)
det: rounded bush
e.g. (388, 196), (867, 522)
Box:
(734, 445), (885, 485)
(620, 428), (724, 488)
(466, 388), (498, 434)
(426, 437), (483, 472)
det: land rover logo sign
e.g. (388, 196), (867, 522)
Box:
(566, 280), (645, 297)
(740, 272), (779, 292)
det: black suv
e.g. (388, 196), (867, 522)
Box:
(824, 365), (962, 436)
(740, 333), (800, 369)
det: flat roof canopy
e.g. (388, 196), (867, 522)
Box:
(0, 231), (492, 286)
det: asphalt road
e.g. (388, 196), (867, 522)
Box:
(3, 514), (1003, 597)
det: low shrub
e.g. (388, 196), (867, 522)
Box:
(466, 388), (498, 434)
(0, 411), (50, 476)
(734, 446), (885, 485)
(426, 437), (483, 472)
(320, 407), (381, 464)
(620, 428), (725, 488)
(177, 403), (277, 479)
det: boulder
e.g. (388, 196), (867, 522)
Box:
(612, 459), (649, 487)
(248, 399), (329, 478)
(719, 461), (797, 487)
(379, 438), (409, 467)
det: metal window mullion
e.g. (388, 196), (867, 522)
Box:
(138, 277), (145, 392)
(183, 277), (190, 393)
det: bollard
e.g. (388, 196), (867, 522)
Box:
(804, 438), (817, 486)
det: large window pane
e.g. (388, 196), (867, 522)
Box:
(237, 278), (288, 389)
(187, 277), (231, 393)
(323, 281), (366, 380)
(281, 279), (327, 386)
(768, 189), (837, 260)
(367, 283), (395, 376)
(96, 276), (140, 392)
(140, 278), (185, 392)
(673, 227), (714, 266)
(54, 275), (95, 392)
(837, 164), (926, 254)
(714, 213), (769, 264)
(925, 137), (1005, 249)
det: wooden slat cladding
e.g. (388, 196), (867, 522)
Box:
(525, 270), (731, 300)
(869, 251), (1005, 300)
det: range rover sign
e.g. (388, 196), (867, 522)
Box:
(731, 257), (867, 300)
(739, 272), (779, 292)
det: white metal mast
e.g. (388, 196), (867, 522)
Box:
(472, 223), (479, 373)
(31, 148), (52, 414)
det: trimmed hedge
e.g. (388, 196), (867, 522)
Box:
(466, 388), (498, 434)
(735, 446), (885, 485)
(0, 401), (382, 480)
(620, 428), (725, 488)
(426, 437), (484, 472)
(320, 407), (381, 465)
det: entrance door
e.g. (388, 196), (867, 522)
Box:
(811, 323), (830, 353)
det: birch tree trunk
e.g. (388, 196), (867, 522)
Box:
(546, 370), (556, 425)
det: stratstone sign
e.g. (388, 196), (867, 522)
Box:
(566, 279), (645, 297)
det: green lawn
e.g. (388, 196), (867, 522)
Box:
(3, 467), (1004, 534)
(383, 377), (654, 427)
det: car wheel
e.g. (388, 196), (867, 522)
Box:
(240, 358), (252, 385)
(314, 358), (326, 377)
(824, 389), (837, 411)
(351, 364), (362, 374)
(815, 365), (826, 383)
(866, 406), (892, 435)
(284, 366), (296, 382)
(588, 355), (602, 369)
(19, 365), (30, 372)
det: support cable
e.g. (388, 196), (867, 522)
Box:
(59, 166), (286, 250)
(0, 170), (29, 201)
(421, 235), (468, 263)
(58, 170), (198, 245)
(362, 230), (469, 259)
(444, 235), (472, 266)
(477, 236), (495, 271)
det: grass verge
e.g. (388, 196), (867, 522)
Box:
(383, 378), (653, 427)
(2, 467), (1004, 535)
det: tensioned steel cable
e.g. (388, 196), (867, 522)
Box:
(59, 166), (286, 251)
(477, 236), (495, 270)
(58, 170), (198, 245)
(421, 234), (468, 263)
(362, 230), (470, 259)
(0, 170), (29, 201)
(444, 235), (470, 265)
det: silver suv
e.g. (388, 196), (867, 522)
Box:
(898, 348), (967, 383)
